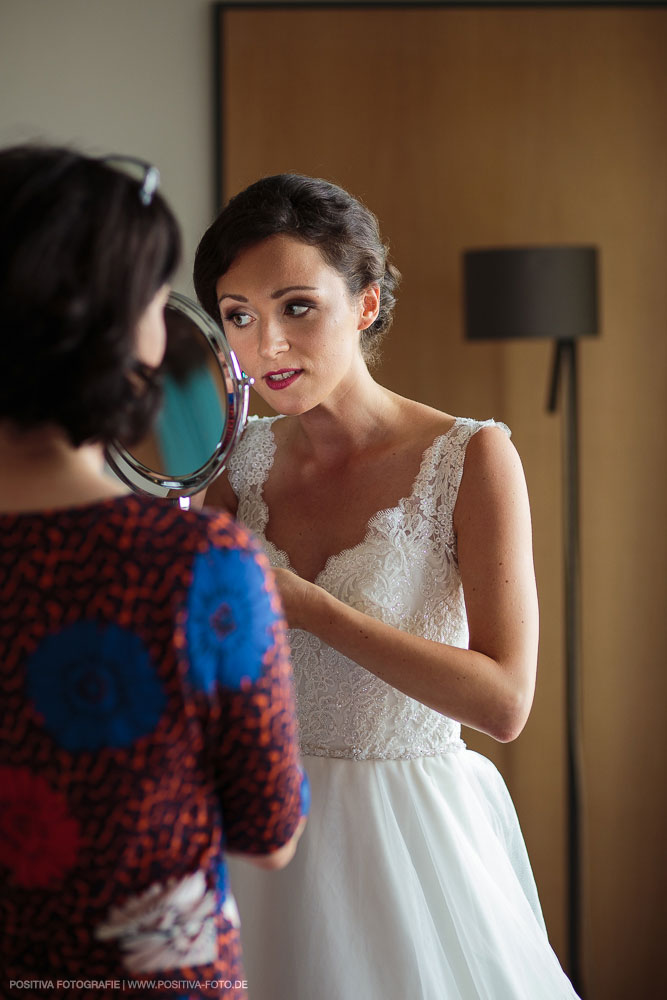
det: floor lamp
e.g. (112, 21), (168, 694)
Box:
(462, 246), (599, 997)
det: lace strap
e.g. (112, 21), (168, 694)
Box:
(416, 418), (511, 548)
(227, 415), (278, 497)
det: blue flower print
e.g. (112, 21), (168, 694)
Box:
(299, 766), (311, 818)
(186, 546), (279, 692)
(26, 621), (165, 752)
(217, 859), (229, 898)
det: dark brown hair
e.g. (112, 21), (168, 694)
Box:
(193, 173), (401, 366)
(0, 144), (181, 446)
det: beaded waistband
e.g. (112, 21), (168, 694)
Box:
(299, 739), (466, 761)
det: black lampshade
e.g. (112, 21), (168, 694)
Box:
(463, 246), (599, 341)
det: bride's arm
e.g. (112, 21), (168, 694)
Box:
(274, 426), (539, 743)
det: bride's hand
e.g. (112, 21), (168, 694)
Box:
(272, 567), (322, 631)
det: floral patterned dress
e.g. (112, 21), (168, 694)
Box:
(0, 496), (308, 1000)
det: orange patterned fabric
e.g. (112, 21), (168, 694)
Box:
(0, 496), (305, 999)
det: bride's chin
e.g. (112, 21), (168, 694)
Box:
(266, 400), (316, 418)
(256, 388), (317, 416)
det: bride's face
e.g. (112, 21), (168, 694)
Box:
(215, 234), (379, 415)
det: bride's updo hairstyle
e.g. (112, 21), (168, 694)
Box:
(0, 144), (180, 447)
(194, 173), (401, 366)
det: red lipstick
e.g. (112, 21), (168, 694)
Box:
(263, 369), (303, 390)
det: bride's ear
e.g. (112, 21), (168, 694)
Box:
(358, 284), (381, 332)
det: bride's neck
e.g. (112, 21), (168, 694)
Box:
(0, 422), (128, 513)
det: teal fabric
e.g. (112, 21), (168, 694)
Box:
(155, 368), (226, 477)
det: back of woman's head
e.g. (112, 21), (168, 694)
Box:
(0, 144), (181, 446)
(193, 173), (400, 366)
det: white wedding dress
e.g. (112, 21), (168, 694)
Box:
(226, 415), (579, 1000)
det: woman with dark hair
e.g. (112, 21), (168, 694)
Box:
(0, 146), (307, 1000)
(194, 174), (579, 999)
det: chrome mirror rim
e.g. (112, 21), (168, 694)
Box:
(105, 291), (253, 498)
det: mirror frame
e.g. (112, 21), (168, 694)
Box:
(105, 291), (253, 498)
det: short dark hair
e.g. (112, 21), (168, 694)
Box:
(193, 173), (400, 366)
(0, 144), (181, 446)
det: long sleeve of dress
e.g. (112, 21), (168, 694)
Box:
(187, 515), (308, 855)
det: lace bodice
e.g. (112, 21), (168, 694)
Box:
(227, 415), (510, 760)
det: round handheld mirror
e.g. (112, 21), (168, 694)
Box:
(105, 291), (252, 506)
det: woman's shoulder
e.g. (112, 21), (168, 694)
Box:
(392, 401), (516, 517)
(391, 396), (510, 456)
(227, 413), (281, 489)
(439, 417), (515, 492)
(234, 413), (280, 453)
(452, 419), (526, 530)
(247, 413), (282, 428)
(102, 495), (261, 563)
(181, 502), (267, 563)
(393, 396), (456, 435)
(445, 417), (513, 471)
(455, 415), (512, 439)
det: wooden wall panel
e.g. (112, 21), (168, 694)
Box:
(219, 7), (667, 996)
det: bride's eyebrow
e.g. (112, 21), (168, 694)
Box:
(271, 285), (318, 299)
(217, 285), (318, 305)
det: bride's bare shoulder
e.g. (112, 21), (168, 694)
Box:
(392, 395), (458, 443)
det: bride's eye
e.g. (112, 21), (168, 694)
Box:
(285, 303), (312, 318)
(226, 312), (253, 328)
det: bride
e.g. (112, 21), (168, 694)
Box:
(194, 173), (579, 999)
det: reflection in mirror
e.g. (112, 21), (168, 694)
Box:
(130, 304), (227, 479)
(105, 292), (252, 498)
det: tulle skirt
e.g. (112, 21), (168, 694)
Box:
(228, 750), (580, 1000)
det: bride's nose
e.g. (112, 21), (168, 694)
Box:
(257, 319), (289, 359)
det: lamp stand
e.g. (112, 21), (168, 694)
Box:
(463, 245), (598, 997)
(548, 339), (585, 997)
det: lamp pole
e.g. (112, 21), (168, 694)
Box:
(463, 246), (599, 998)
(548, 338), (584, 994)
